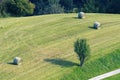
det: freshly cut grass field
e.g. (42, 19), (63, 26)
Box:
(0, 13), (120, 80)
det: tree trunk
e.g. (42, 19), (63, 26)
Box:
(80, 57), (84, 67)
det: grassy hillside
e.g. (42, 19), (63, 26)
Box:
(0, 13), (120, 80)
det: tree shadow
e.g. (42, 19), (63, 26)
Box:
(44, 58), (79, 67)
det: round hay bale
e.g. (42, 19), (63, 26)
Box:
(94, 21), (101, 29)
(78, 12), (85, 19)
(13, 57), (21, 65)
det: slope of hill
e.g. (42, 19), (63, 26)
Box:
(0, 13), (120, 80)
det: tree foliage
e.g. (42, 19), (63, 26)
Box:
(74, 39), (90, 66)
(30, 0), (120, 14)
(0, 0), (9, 17)
(30, 0), (64, 15)
(44, 0), (64, 14)
(107, 0), (120, 13)
(5, 0), (35, 16)
(60, 0), (73, 13)
(0, 0), (120, 17)
(82, 0), (99, 13)
(30, 0), (47, 15)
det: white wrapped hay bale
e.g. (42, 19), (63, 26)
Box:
(13, 57), (21, 65)
(78, 12), (85, 19)
(94, 21), (101, 29)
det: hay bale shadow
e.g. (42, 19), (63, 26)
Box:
(7, 62), (21, 65)
(88, 26), (95, 29)
(44, 58), (79, 67)
(7, 62), (15, 65)
(72, 17), (79, 19)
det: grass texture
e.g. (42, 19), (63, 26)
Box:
(0, 13), (120, 80)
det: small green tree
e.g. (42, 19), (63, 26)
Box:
(74, 39), (90, 67)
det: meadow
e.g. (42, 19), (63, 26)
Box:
(0, 13), (120, 80)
